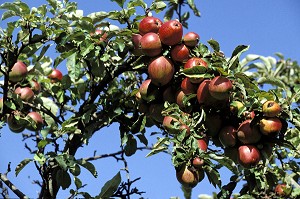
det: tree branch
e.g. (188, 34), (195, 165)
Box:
(0, 173), (29, 199)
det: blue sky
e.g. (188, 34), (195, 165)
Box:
(0, 0), (300, 198)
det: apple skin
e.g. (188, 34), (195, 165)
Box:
(175, 89), (186, 110)
(139, 32), (162, 57)
(15, 87), (35, 102)
(176, 166), (204, 188)
(9, 61), (28, 83)
(26, 111), (44, 131)
(184, 57), (208, 83)
(237, 120), (262, 144)
(131, 33), (143, 55)
(139, 79), (159, 102)
(262, 100), (281, 117)
(208, 76), (233, 100)
(218, 125), (237, 148)
(138, 16), (162, 35)
(93, 29), (108, 42)
(179, 124), (190, 135)
(197, 79), (219, 106)
(230, 100), (244, 115)
(181, 77), (198, 94)
(30, 80), (41, 94)
(183, 32), (200, 47)
(170, 43), (190, 63)
(158, 20), (183, 46)
(238, 145), (261, 168)
(259, 117), (282, 135)
(275, 184), (290, 197)
(163, 115), (179, 133)
(148, 56), (174, 87)
(192, 157), (205, 168)
(197, 137), (208, 151)
(48, 69), (63, 83)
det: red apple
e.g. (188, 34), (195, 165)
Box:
(208, 76), (232, 100)
(237, 120), (262, 144)
(30, 80), (41, 94)
(148, 56), (174, 86)
(197, 137), (208, 151)
(238, 145), (261, 168)
(179, 124), (190, 135)
(275, 184), (290, 197)
(262, 100), (281, 117)
(27, 112), (44, 131)
(138, 79), (159, 102)
(192, 157), (205, 168)
(48, 69), (63, 83)
(184, 57), (208, 83)
(9, 61), (28, 83)
(259, 117), (282, 135)
(163, 115), (179, 133)
(158, 20), (183, 46)
(176, 166), (203, 188)
(131, 33), (143, 55)
(197, 79), (219, 106)
(218, 125), (237, 148)
(138, 16), (162, 35)
(170, 43), (190, 63)
(139, 32), (162, 57)
(175, 89), (186, 110)
(15, 87), (35, 102)
(181, 77), (198, 94)
(183, 32), (200, 47)
(93, 29), (108, 42)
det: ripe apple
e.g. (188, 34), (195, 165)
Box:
(148, 56), (174, 86)
(197, 137), (208, 151)
(48, 69), (63, 83)
(209, 76), (233, 100)
(139, 79), (159, 102)
(131, 33), (143, 55)
(275, 184), (290, 197)
(183, 32), (200, 47)
(259, 117), (282, 135)
(7, 112), (25, 133)
(30, 80), (41, 94)
(175, 89), (187, 110)
(179, 124), (190, 135)
(138, 16), (162, 35)
(184, 57), (208, 83)
(237, 120), (262, 144)
(92, 29), (108, 42)
(176, 166), (203, 188)
(15, 87), (35, 102)
(262, 100), (281, 117)
(192, 157), (205, 168)
(197, 79), (219, 106)
(9, 61), (28, 83)
(181, 77), (198, 94)
(26, 111), (44, 131)
(218, 125), (237, 148)
(204, 113), (223, 137)
(170, 43), (190, 63)
(158, 20), (183, 46)
(139, 32), (162, 57)
(238, 145), (261, 168)
(162, 115), (180, 133)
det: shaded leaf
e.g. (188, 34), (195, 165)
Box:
(97, 172), (121, 198)
(77, 159), (98, 177)
(208, 39), (220, 52)
(56, 169), (71, 190)
(15, 158), (32, 176)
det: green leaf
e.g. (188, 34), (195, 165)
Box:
(124, 134), (137, 156)
(234, 72), (259, 90)
(1, 10), (16, 21)
(187, 0), (201, 17)
(182, 65), (208, 78)
(257, 76), (286, 89)
(228, 45), (249, 69)
(56, 169), (71, 190)
(88, 11), (109, 24)
(55, 155), (68, 171)
(77, 159), (98, 177)
(34, 153), (46, 165)
(146, 137), (169, 157)
(204, 166), (221, 188)
(150, 1), (167, 13)
(38, 139), (49, 149)
(74, 176), (82, 189)
(97, 172), (121, 199)
(110, 0), (126, 8)
(128, 0), (147, 9)
(15, 158), (32, 176)
(208, 39), (220, 52)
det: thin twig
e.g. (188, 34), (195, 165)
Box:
(0, 173), (29, 199)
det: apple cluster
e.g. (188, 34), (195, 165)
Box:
(133, 16), (285, 188)
(1, 60), (63, 133)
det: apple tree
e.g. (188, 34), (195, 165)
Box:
(0, 0), (299, 198)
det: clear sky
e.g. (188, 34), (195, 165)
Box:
(0, 0), (299, 198)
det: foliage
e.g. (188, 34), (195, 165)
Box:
(0, 0), (299, 198)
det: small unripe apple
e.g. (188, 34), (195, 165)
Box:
(209, 76), (233, 100)
(262, 100), (281, 117)
(238, 145), (261, 168)
(26, 111), (44, 131)
(48, 69), (63, 83)
(230, 100), (244, 115)
(170, 43), (190, 63)
(237, 120), (262, 144)
(148, 56), (174, 86)
(218, 125), (237, 148)
(139, 32), (162, 57)
(138, 16), (162, 35)
(9, 61), (28, 83)
(259, 117), (282, 135)
(15, 87), (35, 102)
(183, 32), (200, 47)
(158, 20), (183, 46)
